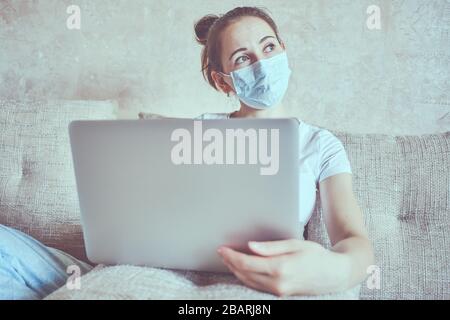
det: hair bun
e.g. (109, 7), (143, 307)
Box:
(194, 14), (219, 46)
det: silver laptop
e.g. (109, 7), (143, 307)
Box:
(69, 118), (300, 273)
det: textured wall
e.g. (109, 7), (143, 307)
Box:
(0, 0), (449, 134)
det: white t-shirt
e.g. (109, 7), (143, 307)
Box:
(196, 113), (352, 227)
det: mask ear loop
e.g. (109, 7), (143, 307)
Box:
(219, 72), (240, 111)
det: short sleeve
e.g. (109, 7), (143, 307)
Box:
(317, 130), (352, 182)
(195, 113), (230, 120)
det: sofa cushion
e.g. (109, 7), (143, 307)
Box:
(306, 131), (450, 300)
(45, 265), (361, 300)
(0, 100), (117, 261)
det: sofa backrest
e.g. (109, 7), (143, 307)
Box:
(306, 131), (450, 299)
(0, 100), (117, 261)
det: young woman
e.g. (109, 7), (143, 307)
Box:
(0, 6), (374, 299)
(193, 6), (374, 296)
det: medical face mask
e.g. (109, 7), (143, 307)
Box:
(221, 51), (292, 109)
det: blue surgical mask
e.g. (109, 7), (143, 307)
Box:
(221, 51), (292, 109)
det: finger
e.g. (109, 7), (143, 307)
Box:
(248, 239), (306, 256)
(223, 258), (282, 296)
(218, 247), (273, 274)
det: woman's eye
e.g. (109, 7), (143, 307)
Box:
(235, 55), (249, 65)
(264, 43), (276, 53)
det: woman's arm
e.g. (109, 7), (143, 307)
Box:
(218, 173), (375, 296)
(319, 172), (375, 290)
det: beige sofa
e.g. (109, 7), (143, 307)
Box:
(1, 100), (448, 299)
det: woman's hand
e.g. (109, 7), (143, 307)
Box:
(217, 174), (375, 297)
(217, 239), (351, 296)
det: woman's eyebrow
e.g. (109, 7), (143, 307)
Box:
(228, 35), (276, 61)
(258, 35), (275, 44)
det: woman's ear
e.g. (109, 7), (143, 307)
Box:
(211, 70), (235, 96)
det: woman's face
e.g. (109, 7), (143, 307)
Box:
(213, 16), (285, 94)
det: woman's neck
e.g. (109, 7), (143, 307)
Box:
(231, 103), (287, 118)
